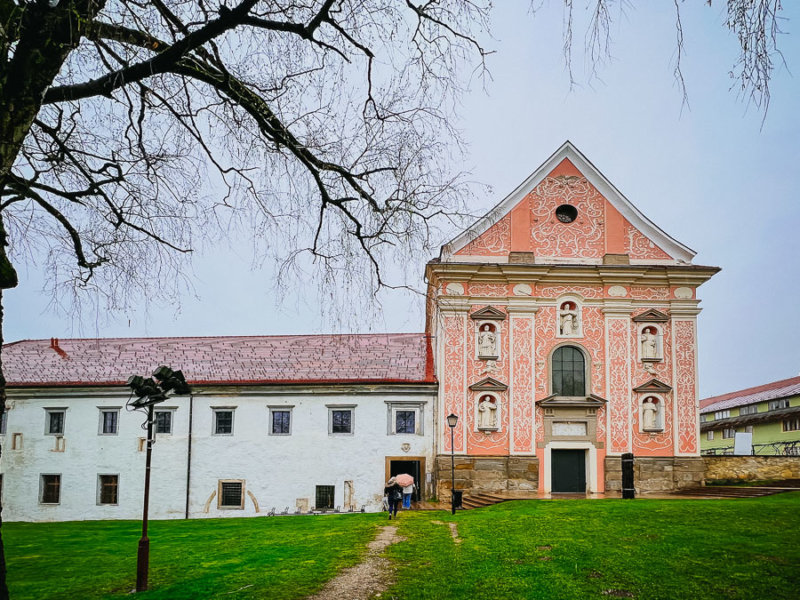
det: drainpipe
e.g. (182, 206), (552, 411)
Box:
(185, 393), (194, 519)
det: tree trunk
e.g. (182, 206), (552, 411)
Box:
(0, 289), (8, 600)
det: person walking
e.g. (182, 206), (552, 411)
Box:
(384, 477), (402, 519)
(402, 481), (415, 509)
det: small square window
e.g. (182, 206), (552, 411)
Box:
(315, 485), (335, 509)
(155, 410), (173, 434)
(45, 409), (65, 435)
(395, 411), (416, 434)
(99, 409), (119, 435)
(40, 474), (61, 504)
(98, 475), (119, 505)
(328, 406), (355, 435)
(269, 408), (292, 435)
(213, 409), (235, 435)
(218, 480), (244, 509)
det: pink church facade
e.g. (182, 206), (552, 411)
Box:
(428, 142), (719, 496)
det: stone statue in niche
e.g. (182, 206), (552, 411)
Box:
(559, 302), (579, 336)
(477, 324), (498, 358)
(642, 398), (659, 431)
(641, 327), (659, 359)
(478, 395), (498, 429)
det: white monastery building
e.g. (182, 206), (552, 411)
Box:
(0, 142), (719, 521)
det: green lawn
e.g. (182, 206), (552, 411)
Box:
(5, 493), (800, 600)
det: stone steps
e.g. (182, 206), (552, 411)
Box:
(672, 486), (789, 498)
(461, 493), (511, 509)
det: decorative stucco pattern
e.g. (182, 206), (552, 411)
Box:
(529, 176), (605, 258)
(629, 287), (670, 300)
(675, 320), (699, 454)
(454, 213), (511, 256)
(625, 222), (672, 260)
(536, 285), (603, 299)
(607, 318), (630, 453)
(511, 316), (534, 453)
(631, 319), (674, 455)
(442, 314), (466, 453)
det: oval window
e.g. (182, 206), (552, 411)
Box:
(555, 204), (578, 223)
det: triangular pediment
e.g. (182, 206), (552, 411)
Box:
(468, 377), (508, 392)
(469, 306), (507, 321)
(633, 379), (673, 393)
(536, 393), (607, 407)
(440, 141), (695, 264)
(632, 309), (669, 323)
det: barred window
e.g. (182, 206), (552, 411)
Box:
(214, 409), (234, 435)
(40, 474), (61, 504)
(98, 475), (119, 505)
(272, 411), (290, 434)
(46, 410), (65, 435)
(218, 481), (244, 508)
(331, 410), (352, 434)
(155, 411), (172, 434)
(316, 485), (335, 509)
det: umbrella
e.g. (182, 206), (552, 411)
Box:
(394, 473), (414, 487)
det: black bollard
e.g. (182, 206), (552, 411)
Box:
(621, 453), (635, 499)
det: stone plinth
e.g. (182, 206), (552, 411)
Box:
(604, 456), (704, 493)
(703, 456), (800, 481)
(434, 455), (539, 499)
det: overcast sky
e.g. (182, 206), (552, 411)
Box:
(5, 2), (799, 399)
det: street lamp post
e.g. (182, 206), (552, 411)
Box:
(127, 366), (191, 593)
(446, 413), (458, 515)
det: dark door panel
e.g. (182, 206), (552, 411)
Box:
(551, 449), (586, 493)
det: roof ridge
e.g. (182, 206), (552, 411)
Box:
(4, 332), (428, 345)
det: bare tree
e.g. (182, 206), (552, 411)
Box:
(553, 0), (786, 116)
(0, 1), (492, 596)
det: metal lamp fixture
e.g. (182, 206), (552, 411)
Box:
(126, 365), (191, 593)
(446, 413), (458, 515)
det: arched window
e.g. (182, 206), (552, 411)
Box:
(552, 346), (585, 396)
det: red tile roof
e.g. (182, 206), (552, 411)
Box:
(2, 334), (435, 387)
(699, 375), (800, 413)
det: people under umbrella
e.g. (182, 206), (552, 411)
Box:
(385, 474), (416, 518)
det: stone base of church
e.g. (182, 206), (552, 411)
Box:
(604, 456), (705, 494)
(434, 455), (539, 500)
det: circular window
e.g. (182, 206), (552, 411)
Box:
(555, 204), (578, 223)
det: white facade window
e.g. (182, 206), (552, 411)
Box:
(154, 409), (175, 434)
(98, 408), (120, 435)
(769, 399), (790, 411)
(385, 402), (424, 435)
(97, 475), (119, 505)
(218, 480), (244, 509)
(213, 408), (235, 435)
(327, 405), (355, 435)
(714, 410), (730, 420)
(268, 406), (294, 436)
(40, 474), (61, 504)
(45, 409), (66, 435)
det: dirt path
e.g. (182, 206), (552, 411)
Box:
(306, 525), (405, 600)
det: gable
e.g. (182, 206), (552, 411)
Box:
(444, 142), (693, 264)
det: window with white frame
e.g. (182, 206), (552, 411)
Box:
(769, 399), (790, 411)
(707, 430), (714, 441)
(714, 410), (730, 420)
(155, 409), (175, 434)
(40, 474), (61, 504)
(45, 409), (66, 435)
(213, 408), (235, 435)
(386, 402), (425, 435)
(783, 418), (800, 432)
(218, 480), (244, 508)
(739, 405), (758, 416)
(744, 425), (754, 434)
(98, 474), (119, 505)
(700, 414), (709, 423)
(98, 408), (120, 435)
(722, 427), (735, 439)
(327, 405), (355, 435)
(268, 406), (293, 435)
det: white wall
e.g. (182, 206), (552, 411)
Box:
(0, 384), (436, 522)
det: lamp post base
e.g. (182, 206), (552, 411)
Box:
(136, 537), (149, 592)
